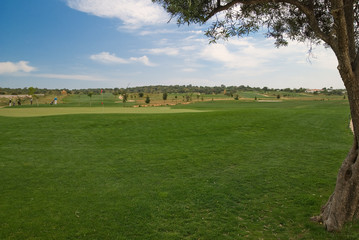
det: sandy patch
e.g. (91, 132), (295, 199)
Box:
(0, 107), (207, 117)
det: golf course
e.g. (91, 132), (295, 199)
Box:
(1, 93), (358, 239)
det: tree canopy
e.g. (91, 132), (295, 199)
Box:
(154, 0), (359, 70)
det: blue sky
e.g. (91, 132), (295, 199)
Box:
(0, 0), (344, 89)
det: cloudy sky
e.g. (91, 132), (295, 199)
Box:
(0, 0), (344, 89)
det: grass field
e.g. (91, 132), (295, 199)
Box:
(0, 99), (358, 239)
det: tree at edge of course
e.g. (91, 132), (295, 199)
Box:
(153, 0), (359, 232)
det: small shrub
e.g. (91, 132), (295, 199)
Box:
(122, 93), (128, 103)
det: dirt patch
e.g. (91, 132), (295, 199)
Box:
(0, 107), (207, 117)
(257, 100), (283, 102)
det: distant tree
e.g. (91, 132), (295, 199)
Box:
(325, 89), (344, 96)
(185, 95), (191, 102)
(33, 94), (39, 107)
(28, 87), (35, 96)
(277, 94), (281, 99)
(122, 93), (128, 103)
(163, 92), (168, 102)
(112, 90), (119, 100)
(145, 96), (151, 104)
(87, 92), (94, 107)
(139, 92), (144, 98)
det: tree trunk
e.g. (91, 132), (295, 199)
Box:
(312, 73), (359, 231)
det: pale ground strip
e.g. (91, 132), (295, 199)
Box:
(0, 107), (206, 117)
(0, 94), (45, 98)
(257, 100), (283, 102)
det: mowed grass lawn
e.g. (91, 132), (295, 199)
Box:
(0, 100), (358, 239)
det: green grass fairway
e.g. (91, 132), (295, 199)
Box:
(0, 107), (204, 117)
(1, 100), (358, 239)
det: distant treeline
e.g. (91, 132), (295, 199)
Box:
(0, 85), (346, 96)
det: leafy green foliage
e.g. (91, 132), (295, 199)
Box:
(153, 0), (359, 48)
(28, 87), (35, 96)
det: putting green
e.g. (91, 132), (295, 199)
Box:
(0, 107), (205, 117)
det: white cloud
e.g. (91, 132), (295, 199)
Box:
(90, 52), (129, 64)
(0, 61), (36, 74)
(181, 46), (197, 51)
(146, 47), (179, 56)
(138, 29), (202, 36)
(91, 52), (155, 66)
(198, 37), (338, 71)
(130, 56), (156, 66)
(34, 73), (108, 81)
(157, 77), (218, 86)
(182, 68), (197, 72)
(139, 29), (176, 36)
(200, 43), (261, 68)
(66, 0), (169, 28)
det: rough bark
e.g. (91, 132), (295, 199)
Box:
(312, 72), (359, 231)
(313, 139), (359, 231)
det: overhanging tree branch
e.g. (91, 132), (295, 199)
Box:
(204, 0), (241, 21)
(205, 0), (335, 48)
(282, 0), (335, 48)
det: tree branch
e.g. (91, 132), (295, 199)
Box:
(353, 50), (359, 74)
(204, 0), (335, 49)
(282, 0), (335, 48)
(204, 0), (241, 21)
(331, 0), (355, 83)
(344, 0), (356, 62)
